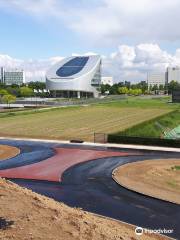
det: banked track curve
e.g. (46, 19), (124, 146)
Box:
(0, 139), (179, 239)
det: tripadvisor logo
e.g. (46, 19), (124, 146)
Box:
(135, 227), (143, 236)
(135, 226), (174, 236)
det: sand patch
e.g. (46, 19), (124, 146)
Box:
(0, 145), (20, 161)
(113, 159), (180, 204)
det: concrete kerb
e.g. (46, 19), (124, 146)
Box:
(0, 137), (180, 153)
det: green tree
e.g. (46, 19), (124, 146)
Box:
(28, 81), (46, 91)
(109, 84), (119, 95)
(159, 84), (164, 91)
(152, 84), (158, 91)
(149, 85), (153, 92)
(118, 87), (129, 94)
(0, 83), (6, 89)
(20, 87), (34, 97)
(6, 87), (21, 97)
(135, 88), (142, 95)
(137, 81), (148, 94)
(0, 89), (8, 96)
(100, 84), (111, 94)
(10, 84), (19, 88)
(129, 88), (142, 95)
(2, 94), (16, 108)
(0, 89), (8, 103)
(168, 80), (180, 94)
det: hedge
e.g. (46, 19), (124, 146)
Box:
(108, 134), (180, 148)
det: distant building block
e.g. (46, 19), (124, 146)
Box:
(101, 76), (113, 86)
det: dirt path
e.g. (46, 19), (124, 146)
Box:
(0, 145), (20, 161)
(0, 178), (168, 240)
(113, 159), (180, 204)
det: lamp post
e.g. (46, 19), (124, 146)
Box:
(33, 89), (38, 108)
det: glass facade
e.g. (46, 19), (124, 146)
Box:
(50, 90), (93, 98)
(91, 60), (101, 87)
(56, 57), (89, 77)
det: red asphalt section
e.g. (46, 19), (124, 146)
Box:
(0, 148), (134, 182)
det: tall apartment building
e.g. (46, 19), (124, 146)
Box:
(0, 67), (25, 85)
(147, 72), (167, 88)
(167, 67), (180, 83)
(147, 67), (180, 88)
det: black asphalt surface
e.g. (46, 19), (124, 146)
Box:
(0, 139), (179, 239)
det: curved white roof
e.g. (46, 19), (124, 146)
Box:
(46, 55), (101, 97)
(46, 55), (101, 81)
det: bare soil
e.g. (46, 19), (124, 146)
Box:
(0, 178), (168, 240)
(0, 145), (20, 161)
(113, 159), (180, 204)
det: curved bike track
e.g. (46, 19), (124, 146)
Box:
(0, 139), (179, 239)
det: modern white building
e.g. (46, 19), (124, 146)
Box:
(147, 72), (166, 88)
(167, 67), (180, 83)
(46, 55), (101, 98)
(0, 67), (25, 85)
(101, 76), (113, 86)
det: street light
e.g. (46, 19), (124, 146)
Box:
(33, 89), (38, 108)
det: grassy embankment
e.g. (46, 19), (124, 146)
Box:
(117, 110), (180, 138)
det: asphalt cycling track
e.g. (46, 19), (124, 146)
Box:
(0, 139), (179, 239)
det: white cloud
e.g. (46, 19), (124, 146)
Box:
(0, 0), (63, 18)
(0, 54), (22, 68)
(1, 43), (180, 83)
(0, 54), (63, 82)
(1, 1), (180, 83)
(103, 43), (180, 82)
(65, 0), (180, 44)
(1, 0), (180, 44)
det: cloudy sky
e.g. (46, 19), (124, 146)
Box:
(1, 0), (180, 82)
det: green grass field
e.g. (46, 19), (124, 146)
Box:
(0, 96), (176, 141)
(118, 110), (180, 138)
(99, 96), (177, 109)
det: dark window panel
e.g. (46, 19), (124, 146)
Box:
(56, 57), (89, 77)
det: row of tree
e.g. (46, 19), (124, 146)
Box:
(0, 81), (47, 98)
(100, 80), (180, 95)
(0, 82), (47, 106)
(0, 87), (35, 106)
(118, 87), (142, 95)
(0, 92), (16, 107)
(101, 81), (148, 95)
(0, 80), (180, 104)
